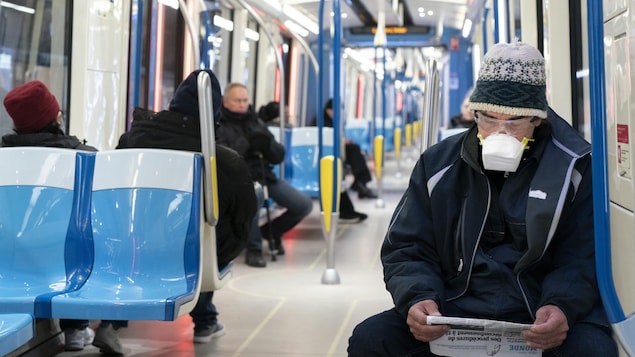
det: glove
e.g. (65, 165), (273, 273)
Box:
(249, 131), (270, 154)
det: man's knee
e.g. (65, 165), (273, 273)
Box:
(549, 322), (618, 357)
(348, 318), (383, 357)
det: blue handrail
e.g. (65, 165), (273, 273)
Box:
(332, 0), (342, 209)
(588, 0), (623, 323)
(317, 0), (325, 211)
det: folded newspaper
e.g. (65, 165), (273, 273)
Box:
(426, 316), (541, 356)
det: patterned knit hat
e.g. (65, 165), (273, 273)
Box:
(469, 42), (547, 119)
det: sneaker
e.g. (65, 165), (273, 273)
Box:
(93, 323), (123, 355)
(194, 323), (226, 343)
(245, 250), (267, 267)
(64, 327), (95, 351)
(340, 211), (368, 222)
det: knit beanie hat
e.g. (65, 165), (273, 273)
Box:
(169, 69), (222, 121)
(469, 42), (548, 119)
(4, 80), (60, 133)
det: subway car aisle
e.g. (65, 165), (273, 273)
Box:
(53, 152), (416, 357)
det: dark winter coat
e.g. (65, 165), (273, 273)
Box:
(2, 128), (97, 151)
(117, 107), (257, 268)
(216, 107), (285, 184)
(382, 108), (608, 329)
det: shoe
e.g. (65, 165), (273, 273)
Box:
(65, 327), (95, 351)
(275, 240), (285, 255)
(357, 187), (378, 199)
(194, 323), (226, 343)
(340, 211), (367, 222)
(93, 323), (123, 355)
(245, 250), (267, 267)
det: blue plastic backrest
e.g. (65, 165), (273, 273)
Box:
(89, 149), (201, 317)
(345, 118), (371, 153)
(286, 127), (333, 197)
(0, 148), (95, 316)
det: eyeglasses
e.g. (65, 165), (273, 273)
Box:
(474, 111), (537, 135)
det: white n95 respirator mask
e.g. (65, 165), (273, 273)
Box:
(478, 133), (533, 172)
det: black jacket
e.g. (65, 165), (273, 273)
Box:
(2, 129), (97, 151)
(216, 107), (285, 183)
(117, 107), (257, 268)
(383, 108), (607, 328)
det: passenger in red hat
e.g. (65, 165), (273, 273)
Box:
(4, 80), (61, 134)
(1, 80), (93, 150)
(1, 80), (108, 352)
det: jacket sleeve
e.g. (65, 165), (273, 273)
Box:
(381, 158), (446, 318)
(538, 155), (601, 326)
(215, 145), (258, 268)
(216, 125), (250, 157)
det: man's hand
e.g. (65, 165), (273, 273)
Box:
(523, 305), (569, 350)
(406, 300), (448, 342)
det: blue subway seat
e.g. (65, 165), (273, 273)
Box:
(344, 118), (371, 154)
(0, 148), (95, 317)
(0, 313), (34, 356)
(285, 127), (333, 198)
(50, 149), (202, 321)
(374, 116), (403, 152)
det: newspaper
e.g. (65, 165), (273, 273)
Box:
(427, 316), (541, 356)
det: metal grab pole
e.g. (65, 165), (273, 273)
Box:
(197, 72), (218, 226)
(420, 59), (440, 154)
(320, 0), (341, 285)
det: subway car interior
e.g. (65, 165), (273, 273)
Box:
(1, 0), (635, 356)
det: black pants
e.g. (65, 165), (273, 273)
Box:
(345, 143), (371, 185)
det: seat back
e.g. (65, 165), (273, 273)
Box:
(0, 148), (94, 316)
(51, 149), (202, 321)
(286, 127), (333, 197)
(344, 118), (371, 154)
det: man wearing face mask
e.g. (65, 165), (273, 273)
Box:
(347, 42), (617, 356)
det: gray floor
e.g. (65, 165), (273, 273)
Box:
(51, 151), (419, 357)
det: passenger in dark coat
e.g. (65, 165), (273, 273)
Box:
(117, 69), (258, 344)
(216, 83), (313, 268)
(1, 80), (126, 353)
(348, 42), (617, 357)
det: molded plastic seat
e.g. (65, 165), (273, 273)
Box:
(51, 149), (203, 321)
(286, 127), (333, 197)
(0, 313), (34, 356)
(345, 118), (371, 153)
(0, 147), (94, 317)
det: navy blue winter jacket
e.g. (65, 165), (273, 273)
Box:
(382, 108), (606, 328)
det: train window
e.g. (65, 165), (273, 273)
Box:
(0, 0), (71, 136)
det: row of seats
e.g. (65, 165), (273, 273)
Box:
(0, 147), (229, 355)
(344, 116), (404, 153)
(268, 126), (334, 198)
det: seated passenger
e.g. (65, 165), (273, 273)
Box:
(347, 42), (617, 357)
(216, 84), (313, 268)
(313, 99), (377, 199)
(448, 88), (475, 129)
(1, 80), (127, 353)
(117, 69), (258, 344)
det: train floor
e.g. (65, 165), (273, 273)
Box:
(34, 150), (420, 357)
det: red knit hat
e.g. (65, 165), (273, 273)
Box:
(4, 80), (60, 133)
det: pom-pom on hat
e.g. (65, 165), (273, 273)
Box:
(169, 69), (222, 121)
(469, 42), (548, 119)
(4, 80), (60, 133)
